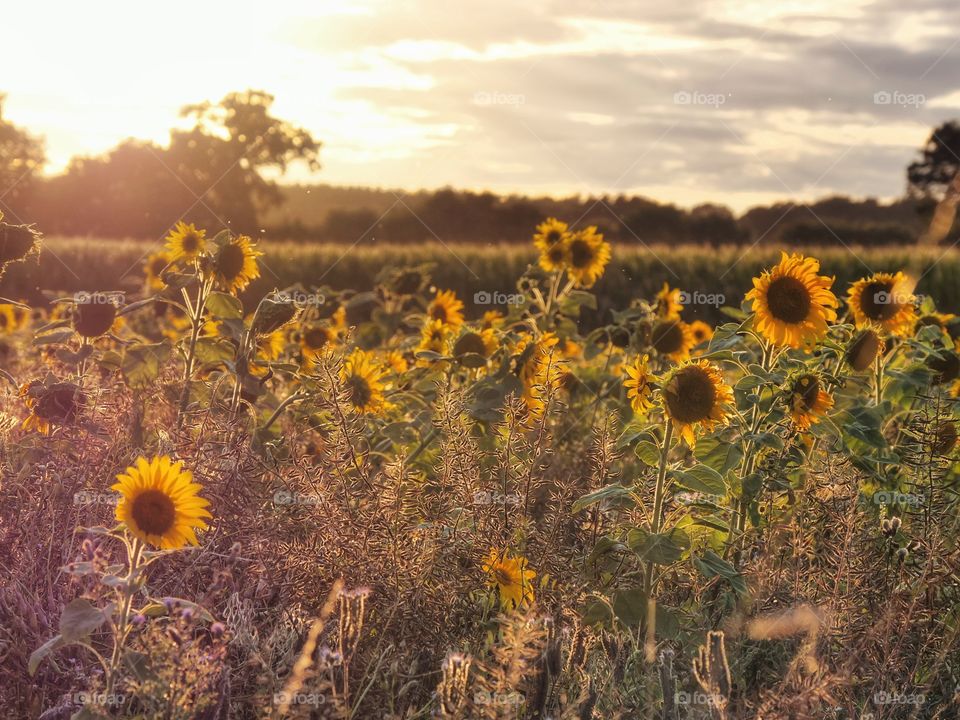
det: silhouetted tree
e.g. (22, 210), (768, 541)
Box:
(908, 121), (960, 199)
(688, 204), (748, 246)
(0, 95), (45, 221)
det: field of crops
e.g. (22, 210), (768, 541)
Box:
(2, 217), (960, 718)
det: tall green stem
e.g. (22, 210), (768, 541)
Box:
(644, 417), (674, 661)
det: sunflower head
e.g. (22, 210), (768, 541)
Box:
(144, 251), (172, 290)
(661, 361), (733, 446)
(482, 549), (535, 611)
(787, 373), (834, 431)
(847, 271), (917, 337)
(73, 293), (120, 338)
(300, 324), (336, 365)
(623, 354), (655, 416)
(112, 456), (212, 549)
(212, 234), (262, 295)
(0, 220), (40, 268)
(0, 303), (29, 334)
(341, 348), (390, 414)
(565, 227), (611, 288)
(418, 318), (451, 358)
(533, 218), (571, 273)
(516, 332), (565, 420)
(453, 328), (497, 360)
(650, 319), (694, 363)
(427, 290), (465, 328)
(165, 222), (207, 261)
(20, 381), (85, 434)
(689, 320), (714, 348)
(845, 328), (884, 372)
(931, 419), (958, 456)
(745, 253), (838, 349)
(655, 283), (683, 320)
(927, 347), (960, 386)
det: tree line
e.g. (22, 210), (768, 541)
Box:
(0, 89), (956, 246)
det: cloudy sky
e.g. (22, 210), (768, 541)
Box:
(3, 0), (959, 211)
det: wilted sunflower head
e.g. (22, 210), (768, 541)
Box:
(565, 227), (611, 288)
(112, 456), (211, 549)
(213, 235), (262, 295)
(427, 290), (464, 328)
(0, 221), (40, 271)
(788, 373), (833, 431)
(845, 328), (884, 372)
(73, 293), (120, 338)
(927, 347), (960, 386)
(165, 222), (207, 261)
(341, 349), (389, 414)
(662, 361), (732, 446)
(745, 252), (838, 349)
(650, 319), (694, 363)
(20, 381), (85, 434)
(847, 271), (917, 337)
(453, 328), (497, 360)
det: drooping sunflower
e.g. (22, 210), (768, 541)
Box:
(930, 418), (958, 457)
(847, 271), (917, 338)
(533, 217), (571, 273)
(565, 226), (611, 288)
(787, 374), (834, 431)
(689, 320), (714, 347)
(745, 253), (838, 349)
(927, 345), (960, 387)
(341, 348), (390, 414)
(112, 456), (212, 550)
(164, 222), (207, 261)
(482, 549), (535, 611)
(845, 328), (884, 372)
(650, 319), (695, 363)
(655, 282), (683, 320)
(453, 328), (498, 360)
(20, 381), (85, 435)
(623, 354), (655, 416)
(213, 235), (262, 295)
(661, 361), (733, 447)
(426, 290), (465, 329)
(916, 311), (957, 336)
(143, 251), (172, 291)
(73, 294), (120, 338)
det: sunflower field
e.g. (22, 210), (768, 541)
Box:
(2, 211), (960, 719)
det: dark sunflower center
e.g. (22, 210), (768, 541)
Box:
(130, 489), (177, 536)
(846, 330), (881, 371)
(430, 305), (448, 322)
(546, 230), (562, 244)
(454, 332), (487, 356)
(74, 300), (118, 338)
(217, 244), (246, 280)
(182, 233), (200, 252)
(928, 350), (960, 385)
(793, 375), (820, 410)
(150, 257), (166, 274)
(0, 315), (7, 329)
(765, 276), (811, 324)
(933, 421), (958, 455)
(36, 385), (83, 422)
(569, 239), (594, 269)
(860, 281), (898, 321)
(652, 321), (684, 355)
(547, 246), (565, 263)
(303, 327), (329, 349)
(666, 366), (717, 423)
(494, 567), (514, 586)
(347, 375), (372, 408)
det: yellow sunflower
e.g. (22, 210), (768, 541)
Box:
(299, 324), (337, 366)
(650, 319), (695, 363)
(341, 348), (390, 414)
(847, 271), (917, 338)
(689, 320), (714, 348)
(623, 354), (655, 416)
(453, 328), (498, 359)
(565, 226), (611, 288)
(426, 290), (465, 329)
(533, 217), (571, 273)
(213, 235), (262, 295)
(745, 253), (838, 349)
(482, 549), (535, 611)
(256, 328), (286, 361)
(383, 349), (409, 374)
(661, 361), (733, 447)
(481, 310), (505, 330)
(916, 311), (956, 336)
(112, 456), (211, 550)
(516, 332), (565, 419)
(787, 374), (834, 431)
(655, 282), (683, 320)
(143, 251), (172, 290)
(417, 319), (452, 357)
(0, 304), (28, 334)
(165, 222), (207, 261)
(845, 328), (884, 372)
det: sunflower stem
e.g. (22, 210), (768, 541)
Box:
(176, 276), (212, 429)
(105, 537), (143, 696)
(643, 416), (674, 661)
